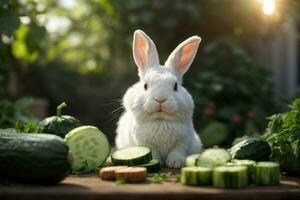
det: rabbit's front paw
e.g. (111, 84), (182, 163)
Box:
(166, 151), (185, 168)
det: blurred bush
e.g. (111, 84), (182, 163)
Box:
(99, 0), (284, 64)
(0, 98), (37, 129)
(1, 0), (297, 142)
(186, 40), (276, 147)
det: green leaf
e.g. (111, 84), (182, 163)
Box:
(12, 25), (39, 62)
(266, 114), (284, 134)
(264, 98), (300, 176)
(283, 111), (300, 129)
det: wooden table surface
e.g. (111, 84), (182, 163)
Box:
(1, 173), (300, 200)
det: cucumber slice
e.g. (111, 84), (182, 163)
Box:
(196, 148), (231, 167)
(111, 146), (152, 166)
(138, 159), (160, 173)
(255, 162), (280, 186)
(224, 162), (238, 166)
(181, 166), (213, 186)
(185, 154), (200, 167)
(213, 166), (249, 188)
(65, 126), (110, 174)
(232, 159), (256, 183)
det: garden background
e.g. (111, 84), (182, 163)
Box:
(1, 0), (299, 147)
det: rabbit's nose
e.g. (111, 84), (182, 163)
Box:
(155, 98), (167, 103)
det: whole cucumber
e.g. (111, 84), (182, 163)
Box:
(0, 131), (72, 185)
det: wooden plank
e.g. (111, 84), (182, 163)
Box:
(0, 175), (300, 200)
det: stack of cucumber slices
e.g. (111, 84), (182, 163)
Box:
(111, 146), (160, 173)
(181, 148), (281, 188)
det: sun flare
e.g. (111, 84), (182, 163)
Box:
(257, 0), (276, 15)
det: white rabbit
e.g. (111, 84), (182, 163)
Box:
(115, 30), (203, 168)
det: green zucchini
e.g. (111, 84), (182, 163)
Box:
(0, 131), (71, 185)
(181, 166), (213, 186)
(111, 146), (152, 166)
(138, 159), (160, 173)
(65, 126), (110, 174)
(185, 154), (200, 167)
(230, 138), (271, 161)
(232, 159), (256, 183)
(213, 166), (249, 188)
(196, 148), (231, 167)
(255, 162), (280, 186)
(38, 102), (81, 137)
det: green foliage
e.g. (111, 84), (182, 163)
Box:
(0, 0), (289, 144)
(0, 0), (297, 80)
(0, 98), (37, 129)
(0, 0), (48, 95)
(100, 0), (277, 44)
(186, 40), (276, 146)
(0, 0), (48, 62)
(15, 121), (38, 133)
(0, 1), (19, 86)
(148, 172), (172, 183)
(12, 23), (47, 62)
(0, 0), (20, 37)
(263, 99), (300, 176)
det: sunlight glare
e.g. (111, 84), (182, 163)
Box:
(261, 0), (276, 15)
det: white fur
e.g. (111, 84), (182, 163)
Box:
(115, 30), (203, 168)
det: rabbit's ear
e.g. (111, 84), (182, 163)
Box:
(133, 30), (159, 76)
(165, 36), (201, 79)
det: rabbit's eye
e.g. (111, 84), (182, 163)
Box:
(144, 83), (148, 91)
(174, 82), (178, 91)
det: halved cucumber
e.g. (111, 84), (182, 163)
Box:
(196, 148), (231, 167)
(181, 166), (213, 186)
(232, 159), (256, 183)
(213, 166), (248, 188)
(111, 146), (152, 166)
(255, 162), (280, 186)
(65, 126), (110, 174)
(185, 154), (200, 167)
(138, 159), (160, 173)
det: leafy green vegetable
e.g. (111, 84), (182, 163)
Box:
(115, 177), (126, 185)
(0, 98), (37, 129)
(15, 122), (38, 133)
(263, 99), (300, 176)
(148, 172), (172, 184)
